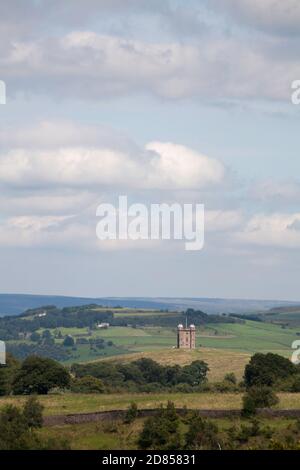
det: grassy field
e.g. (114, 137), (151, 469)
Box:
(198, 321), (300, 356)
(37, 416), (300, 450)
(94, 347), (251, 382)
(1, 392), (300, 416)
(37, 319), (300, 357)
(11, 317), (299, 365)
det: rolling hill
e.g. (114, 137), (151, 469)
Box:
(0, 293), (299, 316)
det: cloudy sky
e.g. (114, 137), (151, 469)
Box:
(0, 0), (300, 300)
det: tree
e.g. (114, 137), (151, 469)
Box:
(185, 414), (220, 450)
(0, 404), (36, 449)
(133, 358), (164, 383)
(242, 386), (279, 416)
(12, 356), (70, 394)
(23, 396), (44, 428)
(63, 335), (75, 347)
(0, 398), (70, 450)
(0, 353), (19, 396)
(138, 402), (181, 450)
(244, 353), (297, 388)
(42, 330), (52, 340)
(179, 361), (209, 386)
(30, 332), (41, 342)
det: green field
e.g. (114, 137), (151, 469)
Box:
(25, 318), (300, 364)
(1, 392), (299, 416)
(197, 321), (300, 356)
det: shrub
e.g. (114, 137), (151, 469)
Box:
(123, 402), (138, 424)
(242, 386), (279, 416)
(71, 375), (104, 393)
(138, 402), (181, 450)
(224, 373), (237, 385)
(0, 397), (70, 450)
(185, 414), (220, 450)
(23, 396), (44, 428)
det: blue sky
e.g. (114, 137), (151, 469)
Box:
(0, 0), (300, 300)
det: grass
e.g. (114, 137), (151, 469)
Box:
(197, 321), (300, 356)
(61, 344), (128, 365)
(37, 416), (300, 450)
(1, 392), (300, 416)
(38, 419), (144, 450)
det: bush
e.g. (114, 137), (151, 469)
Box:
(124, 402), (138, 424)
(23, 396), (44, 428)
(138, 402), (181, 450)
(0, 397), (70, 450)
(185, 414), (220, 450)
(71, 375), (104, 393)
(224, 373), (237, 385)
(242, 386), (279, 416)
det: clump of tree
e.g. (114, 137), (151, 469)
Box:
(12, 356), (71, 395)
(71, 358), (209, 392)
(7, 342), (71, 362)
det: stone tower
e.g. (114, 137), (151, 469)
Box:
(177, 324), (196, 349)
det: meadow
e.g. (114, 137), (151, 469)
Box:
(1, 392), (300, 416)
(36, 416), (300, 450)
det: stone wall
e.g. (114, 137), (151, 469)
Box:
(43, 408), (300, 427)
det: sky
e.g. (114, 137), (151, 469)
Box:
(0, 0), (300, 300)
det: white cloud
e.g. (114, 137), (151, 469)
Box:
(235, 213), (300, 248)
(146, 142), (225, 189)
(2, 31), (299, 102)
(0, 120), (228, 250)
(0, 121), (225, 191)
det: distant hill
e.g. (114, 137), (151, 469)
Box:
(0, 293), (298, 317)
